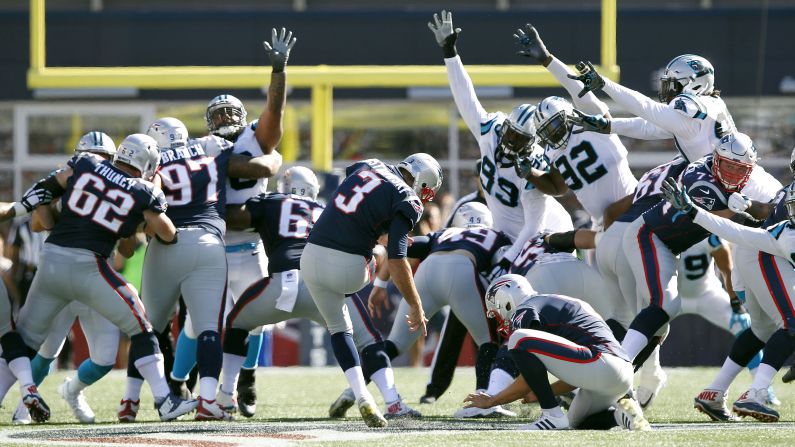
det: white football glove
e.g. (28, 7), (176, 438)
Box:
(427, 10), (461, 57)
(728, 192), (752, 214)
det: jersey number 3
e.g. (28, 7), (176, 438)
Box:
(334, 170), (382, 214)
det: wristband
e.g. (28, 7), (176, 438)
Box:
(373, 277), (389, 289)
(12, 202), (29, 217)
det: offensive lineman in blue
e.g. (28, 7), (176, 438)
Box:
(301, 154), (442, 427)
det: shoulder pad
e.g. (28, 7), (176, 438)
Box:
(480, 112), (505, 136)
(671, 94), (707, 120)
(249, 119), (258, 131)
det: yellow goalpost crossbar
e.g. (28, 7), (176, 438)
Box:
(27, 0), (618, 171)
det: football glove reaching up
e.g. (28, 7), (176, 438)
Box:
(263, 27), (297, 73)
(662, 177), (697, 218)
(568, 61), (605, 98)
(428, 10), (461, 58)
(513, 24), (552, 66)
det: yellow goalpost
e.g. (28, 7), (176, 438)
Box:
(26, 0), (618, 171)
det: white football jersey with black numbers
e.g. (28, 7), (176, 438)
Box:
(477, 112), (570, 240)
(544, 132), (637, 225)
(222, 121), (269, 245)
(677, 236), (724, 297)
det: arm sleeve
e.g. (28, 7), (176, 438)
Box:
(602, 78), (700, 138)
(444, 56), (490, 139)
(546, 57), (609, 116)
(387, 214), (413, 259)
(693, 209), (786, 257)
(148, 188), (168, 214)
(406, 235), (433, 260)
(611, 117), (675, 140)
(502, 190), (546, 262)
(512, 307), (542, 330)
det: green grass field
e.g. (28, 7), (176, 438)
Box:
(0, 367), (793, 446)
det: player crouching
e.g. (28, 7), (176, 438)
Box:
(464, 275), (650, 431)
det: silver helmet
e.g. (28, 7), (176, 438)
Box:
(206, 94), (248, 140)
(451, 202), (493, 229)
(485, 274), (536, 339)
(147, 117), (189, 151)
(279, 166), (320, 200)
(114, 134), (160, 180)
(397, 153), (443, 203)
(75, 131), (116, 158)
(712, 131), (757, 192)
(658, 54), (715, 103)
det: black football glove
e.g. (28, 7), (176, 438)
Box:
(567, 61), (605, 98)
(513, 24), (552, 66)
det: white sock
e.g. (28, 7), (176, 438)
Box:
(344, 366), (372, 401)
(370, 367), (399, 404)
(67, 376), (89, 394)
(707, 358), (743, 392)
(124, 377), (144, 401)
(8, 358), (34, 389)
(0, 359), (18, 403)
(621, 330), (649, 360)
(750, 363), (777, 391)
(486, 368), (514, 397)
(542, 405), (565, 418)
(199, 377), (218, 401)
(221, 353), (245, 395)
(134, 354), (170, 401)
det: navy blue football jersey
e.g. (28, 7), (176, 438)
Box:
(511, 293), (629, 361)
(157, 136), (233, 238)
(617, 157), (689, 224)
(309, 159), (423, 259)
(641, 155), (730, 254)
(510, 234), (569, 276)
(246, 192), (324, 275)
(47, 154), (167, 258)
(420, 227), (512, 274)
(762, 185), (789, 228)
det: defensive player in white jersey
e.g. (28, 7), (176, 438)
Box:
(11, 132), (124, 425)
(169, 28), (290, 415)
(428, 10), (573, 276)
(568, 54), (780, 202)
(664, 180), (795, 422)
(511, 25), (638, 229)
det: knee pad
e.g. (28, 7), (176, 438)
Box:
(628, 306), (670, 339)
(361, 342), (391, 379)
(223, 327), (249, 357)
(0, 332), (34, 363)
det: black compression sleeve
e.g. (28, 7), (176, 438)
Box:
(547, 230), (578, 252)
(406, 235), (432, 260)
(387, 215), (413, 259)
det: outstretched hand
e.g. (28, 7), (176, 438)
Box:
(428, 10), (461, 58)
(263, 27), (297, 73)
(661, 177), (696, 217)
(567, 61), (605, 98)
(513, 24), (552, 66)
(570, 109), (611, 135)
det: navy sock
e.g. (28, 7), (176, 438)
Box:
(475, 342), (499, 391)
(510, 350), (556, 410)
(728, 328), (766, 366)
(223, 328), (249, 357)
(577, 409), (619, 430)
(628, 306), (670, 339)
(606, 319), (627, 342)
(492, 345), (519, 377)
(361, 342), (391, 380)
(757, 329), (795, 370)
(633, 336), (663, 371)
(383, 339), (399, 360)
(330, 332), (360, 371)
(196, 330), (222, 379)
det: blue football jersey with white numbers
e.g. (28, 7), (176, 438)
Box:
(509, 234), (572, 276)
(308, 159), (423, 259)
(511, 293), (629, 361)
(246, 192), (324, 275)
(641, 155), (730, 254)
(425, 227), (512, 274)
(158, 136), (233, 238)
(47, 154), (167, 258)
(617, 157), (689, 224)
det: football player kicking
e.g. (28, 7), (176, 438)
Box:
(218, 167), (420, 419)
(301, 154), (442, 427)
(11, 132), (124, 425)
(664, 179), (795, 423)
(169, 28), (291, 415)
(119, 117), (279, 422)
(0, 134), (197, 422)
(465, 274), (650, 431)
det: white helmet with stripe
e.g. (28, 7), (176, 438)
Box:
(658, 54), (715, 103)
(496, 103), (536, 166)
(533, 96), (575, 150)
(206, 94), (248, 140)
(147, 117), (189, 151)
(75, 131), (116, 157)
(451, 202), (493, 229)
(712, 131), (757, 193)
(397, 153), (443, 203)
(279, 166), (320, 200)
(485, 274), (536, 338)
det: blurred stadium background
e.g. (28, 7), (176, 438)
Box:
(0, 0), (794, 371)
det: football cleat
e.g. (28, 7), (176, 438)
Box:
(518, 410), (569, 430)
(419, 394), (437, 404)
(733, 388), (780, 422)
(194, 397), (233, 421)
(357, 396), (388, 428)
(21, 385), (50, 423)
(782, 365), (795, 383)
(12, 400), (31, 425)
(766, 386), (781, 406)
(236, 368), (257, 418)
(693, 388), (737, 422)
(615, 394), (651, 431)
(453, 405), (517, 419)
(637, 366), (667, 409)
(216, 389), (238, 414)
(329, 387), (356, 418)
(384, 397), (422, 419)
(117, 399), (140, 423)
(58, 377), (96, 423)
(157, 393), (198, 422)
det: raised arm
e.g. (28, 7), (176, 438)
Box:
(255, 27), (296, 153)
(1, 168), (71, 223)
(611, 117), (674, 140)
